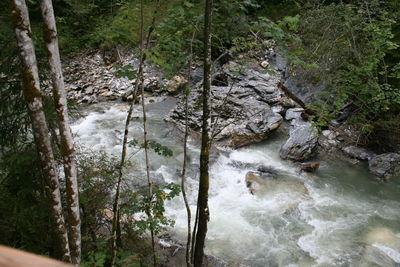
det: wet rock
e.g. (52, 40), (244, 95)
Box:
(245, 172), (264, 195)
(257, 165), (278, 178)
(280, 122), (318, 162)
(245, 169), (280, 195)
(300, 162), (320, 173)
(158, 237), (230, 267)
(342, 146), (375, 161)
(361, 227), (400, 266)
(369, 153), (400, 180)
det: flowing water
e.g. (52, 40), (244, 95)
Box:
(72, 98), (400, 267)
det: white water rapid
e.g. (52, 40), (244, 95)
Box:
(72, 99), (400, 267)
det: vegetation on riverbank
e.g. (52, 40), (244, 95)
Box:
(1, 0), (400, 265)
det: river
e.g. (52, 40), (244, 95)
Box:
(71, 98), (400, 267)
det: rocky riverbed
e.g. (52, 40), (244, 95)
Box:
(63, 50), (400, 182)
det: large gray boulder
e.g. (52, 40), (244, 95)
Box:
(280, 122), (318, 162)
(342, 146), (376, 161)
(369, 153), (400, 180)
(165, 58), (288, 148)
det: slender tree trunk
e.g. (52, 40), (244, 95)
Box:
(39, 0), (81, 264)
(193, 0), (213, 265)
(182, 27), (198, 267)
(10, 0), (71, 262)
(138, 0), (157, 264)
(107, 0), (161, 265)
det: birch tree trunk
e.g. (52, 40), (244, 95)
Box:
(39, 0), (81, 264)
(10, 0), (71, 262)
(193, 0), (213, 265)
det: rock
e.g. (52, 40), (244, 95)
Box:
(62, 50), (165, 104)
(271, 104), (285, 115)
(257, 165), (278, 178)
(245, 172), (264, 195)
(300, 162), (320, 173)
(229, 110), (282, 148)
(260, 60), (269, 68)
(84, 85), (94, 95)
(167, 75), (188, 94)
(368, 153), (400, 180)
(280, 122), (318, 162)
(321, 130), (331, 137)
(166, 57), (287, 148)
(212, 72), (229, 86)
(143, 77), (160, 92)
(342, 146), (376, 161)
(285, 108), (304, 121)
(361, 227), (400, 267)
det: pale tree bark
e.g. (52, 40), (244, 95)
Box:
(193, 0), (213, 265)
(39, 0), (81, 265)
(10, 0), (71, 262)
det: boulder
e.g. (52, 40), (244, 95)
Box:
(285, 108), (304, 121)
(245, 172), (265, 195)
(368, 153), (400, 180)
(260, 60), (269, 69)
(165, 57), (287, 148)
(342, 146), (375, 161)
(167, 75), (188, 95)
(280, 122), (318, 162)
(360, 227), (400, 266)
(212, 72), (229, 86)
(300, 162), (320, 173)
(228, 110), (282, 148)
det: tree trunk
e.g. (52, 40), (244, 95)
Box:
(107, 0), (161, 265)
(39, 0), (81, 264)
(10, 0), (71, 262)
(193, 0), (213, 265)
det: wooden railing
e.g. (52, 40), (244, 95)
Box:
(0, 245), (72, 267)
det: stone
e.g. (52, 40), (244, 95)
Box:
(260, 60), (269, 68)
(300, 162), (320, 173)
(369, 153), (400, 180)
(211, 72), (229, 86)
(280, 122), (318, 162)
(165, 58), (286, 148)
(245, 172), (264, 195)
(321, 130), (331, 137)
(285, 108), (304, 121)
(167, 75), (188, 94)
(271, 104), (285, 115)
(361, 227), (400, 266)
(342, 146), (376, 161)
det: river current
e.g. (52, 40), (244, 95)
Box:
(71, 98), (400, 267)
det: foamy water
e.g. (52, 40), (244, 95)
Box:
(72, 100), (400, 266)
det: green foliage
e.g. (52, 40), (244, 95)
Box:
(0, 145), (55, 256)
(121, 183), (181, 235)
(150, 1), (203, 76)
(76, 149), (119, 254)
(128, 139), (173, 157)
(271, 0), (400, 149)
(114, 64), (137, 80)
